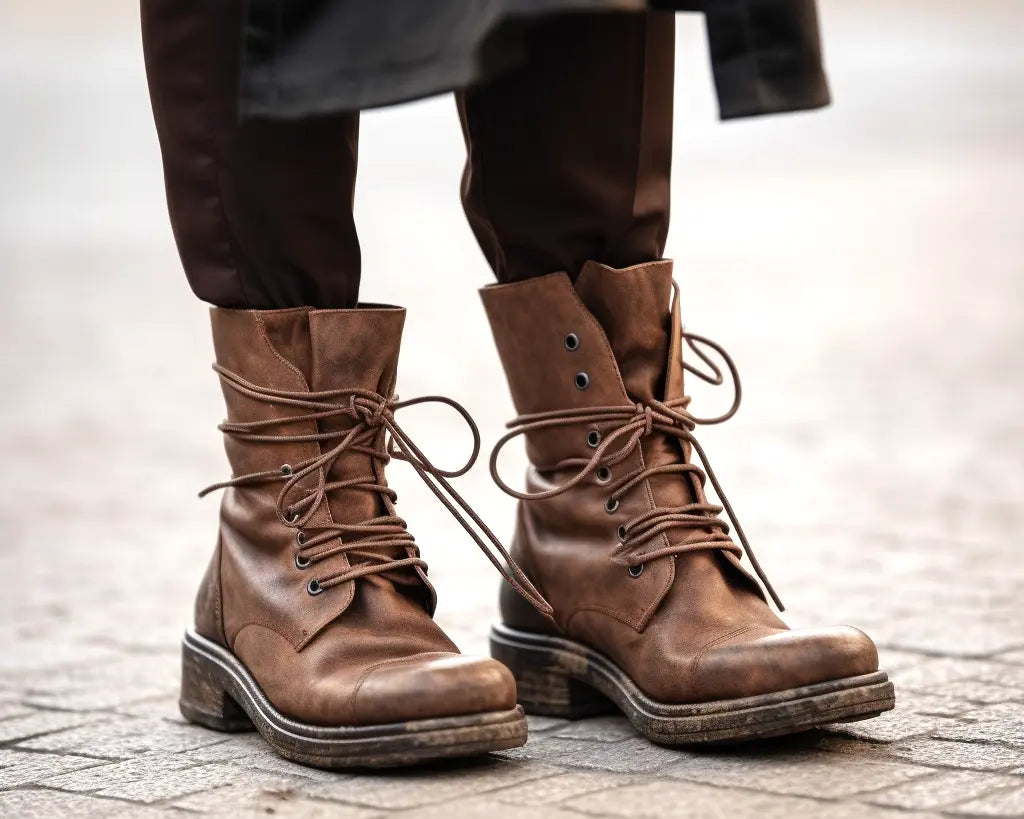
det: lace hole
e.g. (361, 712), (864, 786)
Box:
(280, 464), (293, 476)
(586, 430), (602, 448)
(306, 579), (323, 596)
(596, 467), (612, 484)
(295, 554), (311, 570)
(605, 498), (619, 513)
(296, 531), (307, 546)
(564, 333), (580, 351)
(617, 525), (627, 540)
(574, 372), (590, 390)
(628, 564), (645, 578)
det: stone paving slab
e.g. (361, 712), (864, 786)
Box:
(1, 0), (1023, 816)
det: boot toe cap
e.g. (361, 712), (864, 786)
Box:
(349, 653), (518, 725)
(692, 625), (879, 701)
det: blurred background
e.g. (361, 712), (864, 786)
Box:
(0, 0), (1022, 728)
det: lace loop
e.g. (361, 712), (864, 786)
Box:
(200, 364), (553, 616)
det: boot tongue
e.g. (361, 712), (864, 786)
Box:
(576, 262), (766, 603)
(573, 260), (681, 403)
(575, 259), (714, 533)
(306, 307), (406, 530)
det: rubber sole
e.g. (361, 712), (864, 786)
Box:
(180, 629), (528, 769)
(490, 623), (895, 744)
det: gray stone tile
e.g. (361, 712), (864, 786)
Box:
(913, 679), (1024, 706)
(501, 737), (683, 774)
(40, 753), (197, 793)
(901, 691), (976, 718)
(19, 716), (225, 758)
(954, 785), (1024, 817)
(885, 739), (1024, 772)
(18, 655), (178, 712)
(566, 779), (925, 819)
(934, 705), (1024, 747)
(0, 750), (106, 788)
(549, 716), (637, 743)
(0, 710), (102, 744)
(94, 762), (240, 804)
(495, 770), (635, 806)
(890, 659), (1013, 692)
(171, 778), (324, 813)
(877, 648), (937, 673)
(662, 751), (933, 799)
(412, 796), (584, 818)
(111, 696), (181, 721)
(301, 758), (558, 809)
(175, 783), (381, 817)
(863, 770), (1020, 811)
(0, 695), (32, 721)
(0, 788), (163, 818)
(824, 708), (961, 743)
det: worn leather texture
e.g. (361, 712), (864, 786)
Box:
(482, 260), (879, 703)
(193, 307), (516, 726)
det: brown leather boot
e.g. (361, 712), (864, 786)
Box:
(482, 260), (895, 743)
(179, 306), (542, 768)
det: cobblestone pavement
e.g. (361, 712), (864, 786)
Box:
(1, 1), (1023, 816)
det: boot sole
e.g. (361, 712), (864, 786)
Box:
(490, 623), (895, 744)
(180, 629), (528, 769)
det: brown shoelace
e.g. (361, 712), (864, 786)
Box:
(489, 296), (783, 611)
(200, 364), (552, 616)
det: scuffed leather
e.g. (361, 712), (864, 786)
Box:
(483, 260), (880, 703)
(193, 536), (226, 647)
(195, 307), (516, 726)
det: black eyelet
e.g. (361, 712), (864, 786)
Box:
(596, 467), (612, 484)
(280, 464), (293, 476)
(295, 554), (311, 569)
(306, 579), (323, 595)
(605, 498), (619, 513)
(564, 333), (580, 351)
(586, 430), (602, 448)
(574, 372), (590, 390)
(628, 564), (645, 578)
(296, 531), (307, 546)
(617, 525), (627, 540)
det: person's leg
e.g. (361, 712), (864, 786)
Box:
(142, 1), (534, 768)
(467, 12), (894, 744)
(142, 0), (360, 308)
(457, 11), (674, 283)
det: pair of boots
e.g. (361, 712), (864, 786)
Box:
(180, 261), (894, 768)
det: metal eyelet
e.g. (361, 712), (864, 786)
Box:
(306, 579), (323, 595)
(605, 498), (619, 513)
(628, 564), (645, 578)
(280, 464), (293, 476)
(564, 333), (580, 351)
(617, 525), (627, 540)
(586, 430), (602, 448)
(596, 467), (612, 484)
(295, 554), (311, 569)
(574, 372), (590, 390)
(296, 531), (307, 546)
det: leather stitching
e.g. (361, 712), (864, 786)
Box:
(689, 624), (757, 680)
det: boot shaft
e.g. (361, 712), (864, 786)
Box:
(481, 259), (771, 634)
(203, 306), (435, 650)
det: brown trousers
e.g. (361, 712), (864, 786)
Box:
(142, 3), (675, 309)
